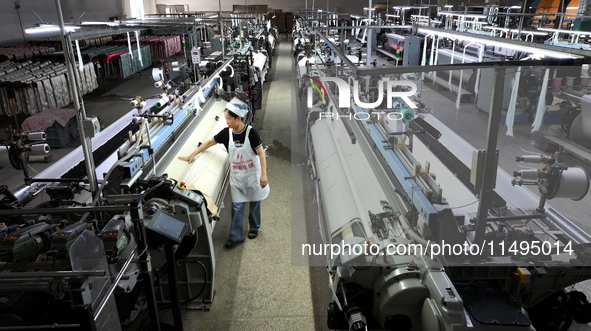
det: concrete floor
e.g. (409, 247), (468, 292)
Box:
(2, 36), (591, 331)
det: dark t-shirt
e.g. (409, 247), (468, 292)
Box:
(213, 126), (263, 154)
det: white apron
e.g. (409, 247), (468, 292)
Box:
(228, 126), (270, 202)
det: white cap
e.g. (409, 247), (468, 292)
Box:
(226, 97), (248, 118)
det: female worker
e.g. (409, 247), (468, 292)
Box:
(178, 99), (269, 249)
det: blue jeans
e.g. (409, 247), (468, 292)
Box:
(229, 201), (261, 242)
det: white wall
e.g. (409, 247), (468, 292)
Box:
(122, 0), (158, 18)
(144, 0), (158, 15)
(1, 0), (124, 46)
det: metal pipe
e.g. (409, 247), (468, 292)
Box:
(560, 89), (586, 102)
(54, 0), (98, 198)
(0, 324), (80, 330)
(94, 250), (137, 320)
(0, 270), (105, 278)
(546, 208), (591, 244)
(366, 0), (373, 68)
(474, 68), (506, 245)
(219, 0), (225, 60)
(0, 206), (131, 216)
(12, 183), (46, 206)
(30, 178), (87, 183)
(0, 283), (53, 292)
(483, 214), (545, 222)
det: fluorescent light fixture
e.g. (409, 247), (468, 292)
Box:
(195, 18), (203, 21)
(539, 27), (590, 35)
(484, 26), (549, 36)
(566, 6), (578, 9)
(25, 25), (81, 34)
(386, 14), (400, 17)
(522, 30), (549, 36)
(439, 12), (487, 18)
(444, 5), (453, 7)
(79, 21), (120, 26)
(394, 6), (427, 9)
(418, 27), (580, 59)
(510, 5), (521, 9)
(386, 33), (405, 40)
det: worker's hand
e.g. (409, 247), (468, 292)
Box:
(178, 155), (194, 163)
(260, 174), (268, 188)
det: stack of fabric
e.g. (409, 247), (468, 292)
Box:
(0, 60), (97, 116)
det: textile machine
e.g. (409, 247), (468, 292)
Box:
(299, 27), (591, 331)
(0, 51), (250, 330)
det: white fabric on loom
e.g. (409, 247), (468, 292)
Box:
(531, 68), (549, 133)
(506, 67), (521, 137)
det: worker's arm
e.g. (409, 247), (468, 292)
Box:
(178, 138), (217, 163)
(255, 145), (268, 188)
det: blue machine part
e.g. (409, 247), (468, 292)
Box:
(238, 42), (252, 55)
(354, 105), (438, 225)
(121, 74), (220, 176)
(123, 154), (145, 179)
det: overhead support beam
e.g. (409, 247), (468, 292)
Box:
(460, 2), (500, 6)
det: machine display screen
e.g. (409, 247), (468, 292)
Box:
(147, 210), (188, 244)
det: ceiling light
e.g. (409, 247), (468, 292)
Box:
(539, 27), (591, 36)
(419, 27), (579, 59)
(25, 25), (81, 34)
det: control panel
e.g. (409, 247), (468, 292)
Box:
(172, 182), (204, 207)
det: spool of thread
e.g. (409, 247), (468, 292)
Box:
(552, 77), (563, 91)
(514, 169), (541, 181)
(26, 132), (47, 141)
(130, 97), (142, 107)
(26, 144), (50, 154)
(565, 76), (576, 87)
(516, 155), (549, 164)
(155, 96), (170, 108)
(580, 76), (590, 88)
(154, 80), (165, 88)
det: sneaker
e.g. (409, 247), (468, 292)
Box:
(248, 230), (258, 239)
